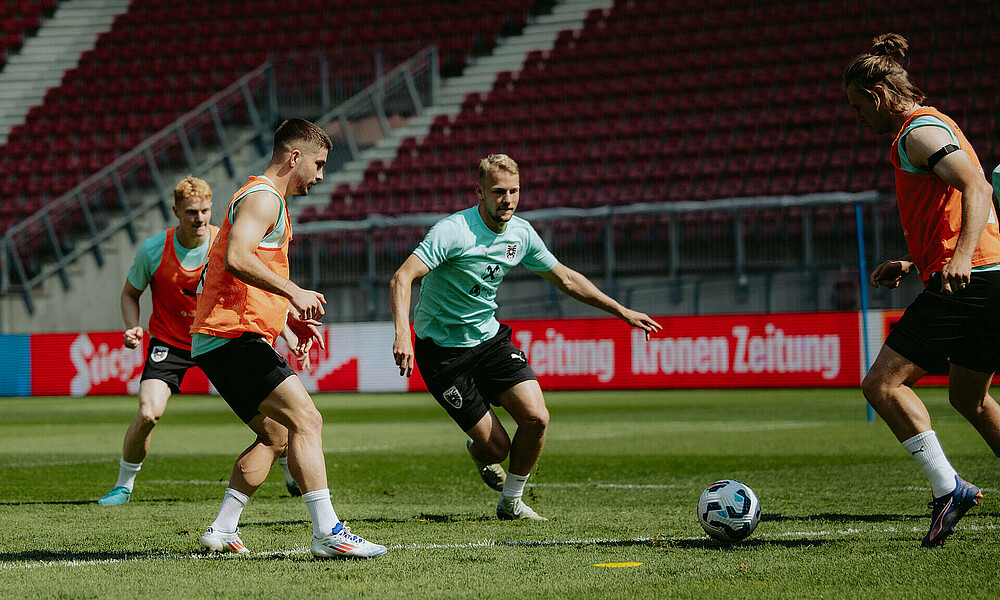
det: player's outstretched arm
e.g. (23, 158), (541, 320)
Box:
(226, 190), (326, 320)
(536, 262), (662, 339)
(390, 254), (431, 377)
(120, 281), (144, 349)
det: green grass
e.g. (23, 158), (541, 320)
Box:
(0, 389), (997, 599)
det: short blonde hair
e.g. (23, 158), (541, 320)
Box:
(478, 154), (519, 185)
(173, 176), (212, 205)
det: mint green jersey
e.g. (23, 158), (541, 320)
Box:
(127, 229), (213, 291)
(412, 206), (558, 347)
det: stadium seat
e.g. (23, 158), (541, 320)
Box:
(0, 0), (537, 235)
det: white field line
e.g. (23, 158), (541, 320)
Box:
(140, 480), (693, 489)
(144, 480), (277, 486)
(140, 481), (1000, 493)
(4, 523), (1000, 571)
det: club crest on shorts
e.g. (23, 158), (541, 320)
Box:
(443, 385), (463, 409)
(150, 346), (169, 363)
(506, 243), (518, 260)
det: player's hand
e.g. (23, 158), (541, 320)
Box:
(123, 326), (144, 349)
(294, 337), (314, 371)
(869, 259), (912, 289)
(288, 284), (326, 321)
(939, 253), (972, 295)
(286, 311), (325, 350)
(393, 336), (415, 377)
(621, 309), (662, 341)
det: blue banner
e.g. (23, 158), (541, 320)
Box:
(0, 335), (31, 396)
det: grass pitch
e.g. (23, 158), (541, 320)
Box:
(0, 389), (997, 599)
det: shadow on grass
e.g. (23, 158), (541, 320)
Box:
(0, 498), (193, 506)
(667, 537), (832, 549)
(242, 513), (495, 528)
(763, 512), (924, 523)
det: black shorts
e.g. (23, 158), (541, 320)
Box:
(141, 338), (197, 394)
(414, 323), (537, 431)
(193, 333), (296, 423)
(885, 270), (1000, 374)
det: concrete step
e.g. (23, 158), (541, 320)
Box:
(295, 0), (611, 217)
(0, 0), (131, 140)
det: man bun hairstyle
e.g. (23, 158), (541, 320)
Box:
(273, 118), (333, 156)
(843, 33), (925, 114)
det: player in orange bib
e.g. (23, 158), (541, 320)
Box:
(97, 177), (218, 506)
(190, 118), (385, 558)
(845, 34), (1000, 547)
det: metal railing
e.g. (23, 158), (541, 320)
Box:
(0, 63), (277, 313)
(0, 45), (440, 317)
(312, 45), (439, 174)
(289, 190), (896, 321)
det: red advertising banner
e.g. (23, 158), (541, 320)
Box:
(407, 311), (864, 391)
(18, 312), (866, 397)
(30, 332), (210, 396)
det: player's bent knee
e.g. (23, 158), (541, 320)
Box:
(949, 393), (986, 416)
(861, 372), (887, 404)
(136, 408), (162, 428)
(518, 410), (549, 434)
(288, 406), (323, 437)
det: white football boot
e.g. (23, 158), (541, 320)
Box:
(497, 498), (548, 521)
(200, 527), (250, 554)
(311, 522), (387, 559)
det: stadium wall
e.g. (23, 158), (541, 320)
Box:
(0, 310), (918, 397)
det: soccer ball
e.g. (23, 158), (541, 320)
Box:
(697, 479), (761, 543)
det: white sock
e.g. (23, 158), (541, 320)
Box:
(211, 488), (249, 533)
(277, 456), (295, 486)
(115, 459), (142, 491)
(302, 489), (340, 538)
(902, 430), (958, 498)
(501, 472), (530, 503)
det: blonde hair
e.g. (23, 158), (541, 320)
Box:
(478, 153), (519, 185)
(173, 176), (211, 205)
(843, 33), (925, 114)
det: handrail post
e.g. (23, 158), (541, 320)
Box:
(142, 146), (170, 220)
(40, 212), (71, 291)
(76, 191), (104, 268)
(110, 169), (137, 244)
(209, 104), (235, 178)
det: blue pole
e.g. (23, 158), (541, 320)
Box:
(855, 203), (875, 423)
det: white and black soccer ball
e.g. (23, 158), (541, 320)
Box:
(697, 479), (761, 543)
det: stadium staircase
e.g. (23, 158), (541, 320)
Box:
(307, 0), (998, 246)
(1, 0), (996, 330)
(300, 0), (617, 210)
(0, 0), (547, 330)
(0, 0), (131, 145)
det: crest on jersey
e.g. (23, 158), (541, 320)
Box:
(150, 346), (169, 363)
(506, 243), (518, 260)
(443, 385), (463, 409)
